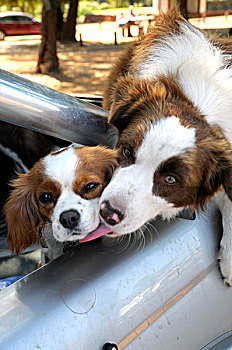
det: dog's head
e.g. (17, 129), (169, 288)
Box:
(100, 76), (232, 236)
(5, 145), (118, 254)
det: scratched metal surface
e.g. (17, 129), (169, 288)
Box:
(0, 69), (117, 148)
(0, 204), (231, 350)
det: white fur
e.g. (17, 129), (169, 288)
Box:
(100, 117), (195, 234)
(44, 145), (100, 242)
(102, 21), (232, 284)
(136, 22), (232, 143)
(137, 21), (232, 285)
(44, 145), (79, 187)
(137, 116), (196, 164)
(213, 192), (232, 286)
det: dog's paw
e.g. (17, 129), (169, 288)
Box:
(218, 248), (232, 287)
(223, 278), (232, 287)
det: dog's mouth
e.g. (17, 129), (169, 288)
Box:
(79, 223), (115, 243)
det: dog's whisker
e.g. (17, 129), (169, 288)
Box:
(144, 221), (157, 242)
(133, 229), (145, 253)
(119, 234), (132, 253)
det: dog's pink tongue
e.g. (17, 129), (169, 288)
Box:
(80, 223), (112, 243)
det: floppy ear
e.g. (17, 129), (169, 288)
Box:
(108, 76), (138, 132)
(195, 144), (232, 210)
(4, 173), (43, 254)
(219, 156), (232, 202)
(108, 76), (167, 133)
(222, 169), (232, 201)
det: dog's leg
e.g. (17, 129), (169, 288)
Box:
(214, 192), (232, 286)
(41, 224), (64, 263)
(40, 247), (51, 265)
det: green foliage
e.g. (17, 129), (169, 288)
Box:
(107, 0), (129, 8)
(0, 0), (153, 20)
(89, 5), (154, 15)
(78, 1), (111, 15)
(0, 0), (42, 17)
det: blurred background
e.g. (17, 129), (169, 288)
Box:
(0, 0), (231, 96)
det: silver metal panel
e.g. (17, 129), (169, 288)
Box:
(0, 204), (231, 350)
(0, 69), (117, 147)
(202, 331), (232, 350)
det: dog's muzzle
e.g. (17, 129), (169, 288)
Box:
(100, 200), (124, 226)
(59, 209), (80, 229)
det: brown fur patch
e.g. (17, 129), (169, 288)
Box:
(129, 9), (185, 74)
(103, 9), (187, 109)
(5, 160), (47, 254)
(109, 75), (202, 144)
(103, 9), (232, 212)
(36, 178), (61, 219)
(73, 146), (118, 199)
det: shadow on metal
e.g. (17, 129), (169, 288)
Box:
(0, 69), (117, 148)
(1, 204), (232, 350)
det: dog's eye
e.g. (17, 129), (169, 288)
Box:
(122, 147), (132, 158)
(82, 183), (99, 194)
(39, 192), (55, 204)
(164, 176), (177, 185)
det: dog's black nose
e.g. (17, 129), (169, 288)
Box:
(60, 210), (80, 229)
(100, 200), (124, 226)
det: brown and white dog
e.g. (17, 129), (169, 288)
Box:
(99, 10), (232, 284)
(5, 144), (118, 262)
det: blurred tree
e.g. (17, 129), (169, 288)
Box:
(56, 1), (64, 40)
(37, 0), (59, 73)
(20, 1), (39, 15)
(0, 0), (42, 15)
(176, 0), (188, 19)
(61, 0), (79, 42)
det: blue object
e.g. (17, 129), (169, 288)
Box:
(0, 275), (25, 290)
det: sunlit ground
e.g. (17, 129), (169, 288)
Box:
(76, 21), (142, 44)
(190, 14), (232, 29)
(0, 17), (231, 95)
(0, 21), (142, 95)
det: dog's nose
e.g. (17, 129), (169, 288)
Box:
(100, 200), (124, 226)
(60, 210), (80, 229)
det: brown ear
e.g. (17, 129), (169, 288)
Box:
(108, 78), (137, 132)
(4, 173), (43, 254)
(222, 170), (232, 201)
(220, 159), (232, 202)
(195, 144), (232, 210)
(108, 76), (167, 133)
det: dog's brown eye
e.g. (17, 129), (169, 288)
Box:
(39, 192), (55, 204)
(82, 183), (99, 195)
(164, 176), (177, 185)
(122, 147), (131, 158)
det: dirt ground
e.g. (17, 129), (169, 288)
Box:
(0, 22), (139, 96)
(0, 20), (231, 96)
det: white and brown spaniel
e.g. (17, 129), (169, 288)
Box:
(5, 144), (118, 262)
(99, 10), (232, 284)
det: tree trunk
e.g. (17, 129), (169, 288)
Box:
(61, 0), (79, 42)
(57, 5), (64, 41)
(37, 0), (59, 73)
(178, 0), (188, 19)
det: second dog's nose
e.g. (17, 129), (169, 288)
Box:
(60, 210), (80, 229)
(100, 201), (124, 226)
